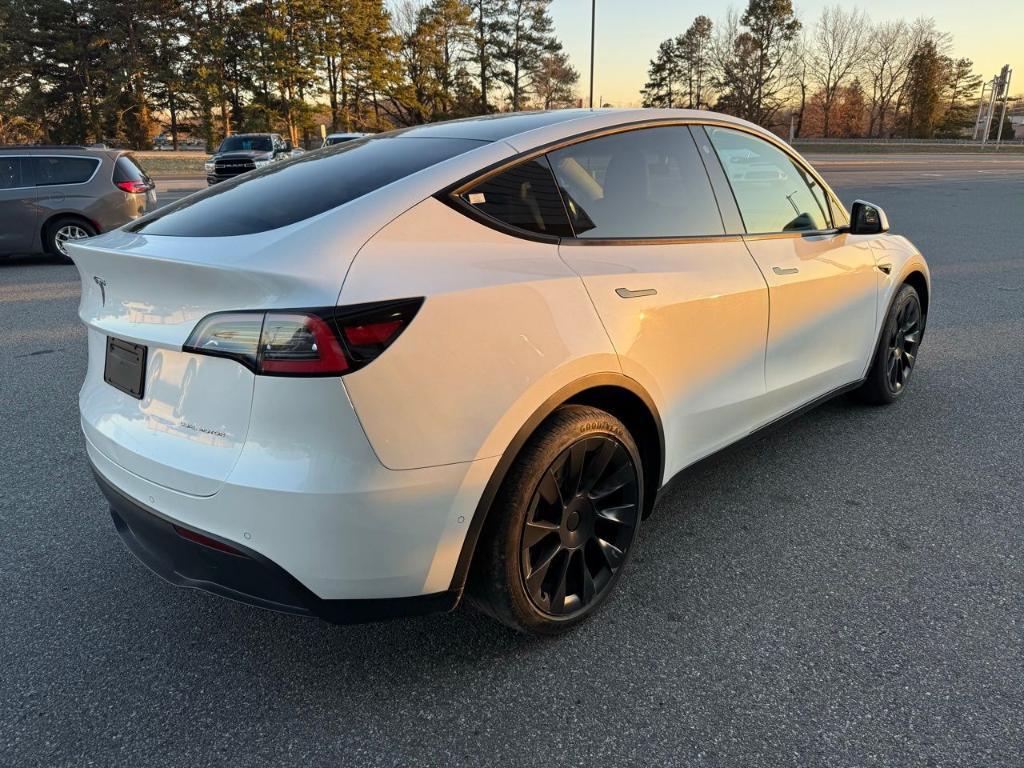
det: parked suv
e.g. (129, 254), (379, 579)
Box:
(0, 146), (156, 259)
(72, 110), (930, 634)
(204, 133), (293, 185)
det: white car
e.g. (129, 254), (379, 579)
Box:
(70, 109), (929, 634)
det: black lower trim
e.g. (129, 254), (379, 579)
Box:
(92, 466), (458, 624)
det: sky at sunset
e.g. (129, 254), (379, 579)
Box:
(548, 0), (1023, 106)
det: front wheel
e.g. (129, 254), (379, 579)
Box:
(854, 283), (924, 405)
(468, 405), (644, 634)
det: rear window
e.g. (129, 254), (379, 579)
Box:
(0, 157), (23, 189)
(35, 156), (100, 186)
(113, 155), (151, 183)
(134, 136), (484, 237)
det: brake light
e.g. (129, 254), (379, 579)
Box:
(182, 298), (423, 377)
(116, 180), (150, 194)
(259, 313), (348, 375)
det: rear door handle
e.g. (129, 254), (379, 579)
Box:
(772, 266), (799, 275)
(615, 288), (657, 299)
(877, 263), (893, 274)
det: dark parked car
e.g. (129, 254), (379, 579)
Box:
(204, 133), (294, 185)
(0, 146), (156, 260)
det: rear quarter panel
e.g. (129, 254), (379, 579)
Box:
(338, 197), (620, 470)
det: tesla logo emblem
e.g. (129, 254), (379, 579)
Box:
(93, 276), (107, 306)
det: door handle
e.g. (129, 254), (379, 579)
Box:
(772, 266), (799, 275)
(615, 288), (657, 299)
(877, 263), (893, 274)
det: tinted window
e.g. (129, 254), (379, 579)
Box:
(0, 157), (23, 190)
(547, 126), (723, 239)
(114, 155), (151, 184)
(219, 136), (273, 153)
(461, 158), (572, 237)
(135, 136), (484, 237)
(35, 157), (100, 186)
(707, 127), (831, 233)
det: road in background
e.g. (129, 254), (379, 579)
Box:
(2, 156), (1023, 766)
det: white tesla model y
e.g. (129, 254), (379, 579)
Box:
(71, 110), (929, 633)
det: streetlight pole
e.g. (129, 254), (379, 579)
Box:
(589, 0), (596, 109)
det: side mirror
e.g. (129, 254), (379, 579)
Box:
(850, 200), (889, 235)
(284, 140), (293, 152)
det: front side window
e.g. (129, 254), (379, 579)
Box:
(35, 157), (100, 186)
(134, 136), (484, 237)
(707, 127), (831, 234)
(0, 157), (23, 190)
(460, 158), (573, 238)
(547, 126), (724, 239)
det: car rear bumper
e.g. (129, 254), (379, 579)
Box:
(93, 465), (460, 623)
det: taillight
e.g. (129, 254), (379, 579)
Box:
(116, 180), (150, 194)
(182, 298), (423, 377)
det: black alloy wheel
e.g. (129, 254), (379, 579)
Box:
(519, 436), (640, 617)
(468, 405), (644, 634)
(886, 295), (922, 394)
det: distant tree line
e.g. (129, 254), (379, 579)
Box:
(0, 0), (579, 148)
(641, 1), (991, 139)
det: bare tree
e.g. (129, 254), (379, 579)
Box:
(809, 6), (868, 137)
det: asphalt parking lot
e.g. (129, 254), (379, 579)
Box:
(2, 155), (1023, 766)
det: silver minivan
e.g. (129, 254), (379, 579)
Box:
(0, 146), (157, 260)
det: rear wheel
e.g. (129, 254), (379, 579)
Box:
(854, 283), (924, 404)
(468, 405), (643, 634)
(44, 218), (97, 263)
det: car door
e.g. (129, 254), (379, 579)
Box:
(0, 156), (38, 254)
(704, 125), (878, 415)
(551, 125), (770, 476)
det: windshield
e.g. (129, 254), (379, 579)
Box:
(218, 136), (273, 153)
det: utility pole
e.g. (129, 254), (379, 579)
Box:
(982, 66), (1010, 146)
(589, 0), (596, 109)
(973, 80), (990, 141)
(996, 67), (1013, 148)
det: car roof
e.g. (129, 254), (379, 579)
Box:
(387, 108), (765, 143)
(0, 145), (122, 159)
(389, 108), (771, 150)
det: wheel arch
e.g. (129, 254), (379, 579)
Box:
(449, 373), (664, 595)
(902, 269), (929, 318)
(41, 212), (101, 248)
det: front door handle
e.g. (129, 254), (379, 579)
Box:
(772, 266), (799, 275)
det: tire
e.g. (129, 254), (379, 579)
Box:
(468, 405), (644, 634)
(854, 283), (924, 405)
(43, 217), (97, 263)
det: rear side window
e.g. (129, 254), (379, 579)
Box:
(113, 155), (151, 184)
(547, 126), (724, 239)
(0, 157), (23, 189)
(460, 158), (573, 238)
(135, 136), (484, 237)
(706, 127), (831, 233)
(35, 156), (100, 186)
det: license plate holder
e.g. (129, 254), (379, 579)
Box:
(104, 337), (147, 399)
